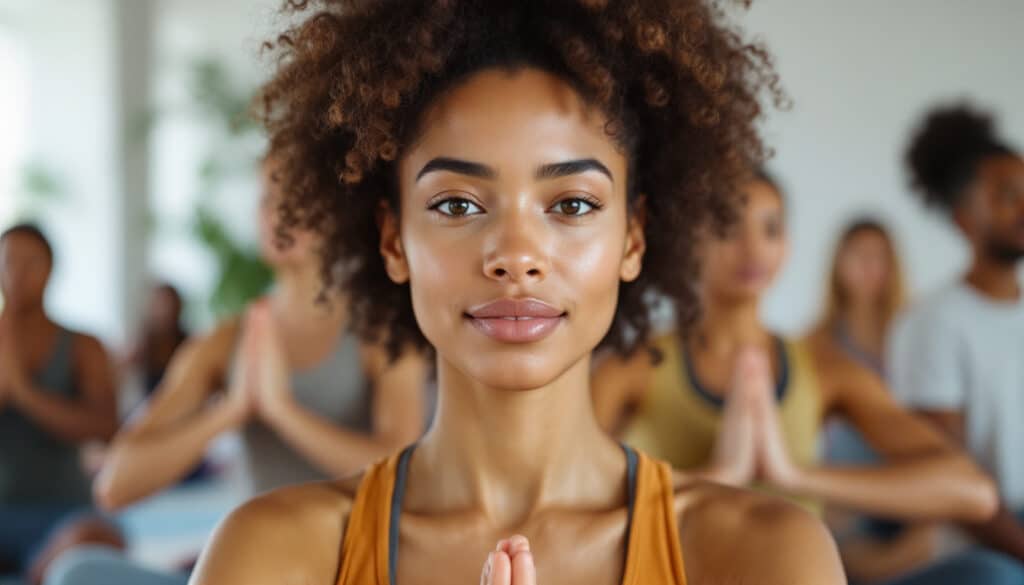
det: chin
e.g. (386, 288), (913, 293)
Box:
(462, 350), (581, 392)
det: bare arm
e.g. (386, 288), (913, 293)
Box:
(93, 322), (241, 510)
(261, 341), (428, 477)
(779, 356), (996, 522)
(7, 335), (117, 443)
(920, 410), (1024, 561)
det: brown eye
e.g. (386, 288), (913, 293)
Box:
(432, 197), (482, 217)
(551, 197), (599, 217)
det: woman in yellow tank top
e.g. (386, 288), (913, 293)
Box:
(593, 174), (997, 528)
(188, 2), (856, 584)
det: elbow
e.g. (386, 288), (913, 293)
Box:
(92, 469), (131, 512)
(91, 447), (137, 512)
(951, 454), (1000, 523)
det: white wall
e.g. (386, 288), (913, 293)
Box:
(745, 0), (1024, 334)
(146, 0), (279, 328)
(0, 0), (122, 342)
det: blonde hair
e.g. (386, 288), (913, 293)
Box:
(818, 218), (907, 333)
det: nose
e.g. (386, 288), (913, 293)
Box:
(482, 212), (550, 284)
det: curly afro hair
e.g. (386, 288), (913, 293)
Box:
(256, 0), (782, 359)
(905, 104), (1015, 213)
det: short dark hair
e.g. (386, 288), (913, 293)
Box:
(0, 222), (54, 265)
(905, 104), (1016, 213)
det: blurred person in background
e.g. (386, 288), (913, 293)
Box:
(43, 155), (429, 585)
(0, 223), (122, 585)
(885, 104), (1024, 584)
(93, 154), (430, 511)
(121, 282), (189, 400)
(592, 172), (995, 532)
(808, 218), (938, 583)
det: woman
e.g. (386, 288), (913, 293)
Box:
(810, 218), (906, 378)
(93, 156), (429, 510)
(808, 219), (937, 583)
(593, 173), (996, 525)
(193, 1), (847, 584)
(122, 282), (189, 399)
(0, 224), (123, 585)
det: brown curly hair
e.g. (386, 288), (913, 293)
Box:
(256, 0), (781, 359)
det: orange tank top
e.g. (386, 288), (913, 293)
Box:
(336, 446), (687, 585)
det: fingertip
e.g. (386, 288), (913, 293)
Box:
(512, 550), (536, 585)
(507, 534), (530, 554)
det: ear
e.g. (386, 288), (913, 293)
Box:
(378, 201), (410, 284)
(621, 195), (647, 283)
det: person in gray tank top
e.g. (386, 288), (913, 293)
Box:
(0, 224), (122, 583)
(93, 154), (430, 511)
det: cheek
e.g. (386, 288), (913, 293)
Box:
(558, 231), (626, 317)
(401, 225), (470, 345)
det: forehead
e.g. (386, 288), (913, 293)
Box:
(743, 180), (783, 215)
(984, 155), (1024, 184)
(400, 68), (626, 177)
(1, 232), (49, 256)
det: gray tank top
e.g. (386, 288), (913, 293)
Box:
(0, 328), (93, 505)
(239, 330), (371, 495)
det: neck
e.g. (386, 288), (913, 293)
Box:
(412, 354), (625, 528)
(694, 294), (772, 355)
(965, 253), (1021, 302)
(839, 301), (886, 354)
(0, 303), (49, 333)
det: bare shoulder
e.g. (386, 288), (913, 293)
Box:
(191, 474), (363, 585)
(672, 472), (846, 585)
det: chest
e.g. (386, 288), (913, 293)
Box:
(392, 511), (629, 585)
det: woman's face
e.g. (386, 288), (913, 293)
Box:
(0, 232), (51, 311)
(258, 159), (320, 269)
(836, 229), (890, 306)
(701, 179), (787, 303)
(384, 68), (644, 391)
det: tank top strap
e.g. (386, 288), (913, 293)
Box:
(336, 450), (406, 585)
(622, 450), (688, 585)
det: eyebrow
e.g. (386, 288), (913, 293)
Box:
(416, 157), (614, 184)
(416, 158), (496, 181)
(536, 159), (613, 183)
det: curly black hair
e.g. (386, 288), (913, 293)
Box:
(905, 104), (1016, 213)
(256, 0), (782, 359)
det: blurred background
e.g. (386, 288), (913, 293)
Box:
(0, 0), (1022, 581)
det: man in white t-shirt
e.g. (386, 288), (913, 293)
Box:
(888, 104), (1024, 582)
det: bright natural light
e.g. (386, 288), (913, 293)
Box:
(0, 32), (28, 226)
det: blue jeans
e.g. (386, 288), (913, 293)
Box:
(886, 510), (1024, 585)
(44, 547), (187, 585)
(0, 506), (91, 573)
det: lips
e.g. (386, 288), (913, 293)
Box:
(465, 298), (567, 343)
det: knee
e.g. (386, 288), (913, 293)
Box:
(53, 518), (124, 552)
(43, 546), (123, 585)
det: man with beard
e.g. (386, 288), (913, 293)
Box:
(887, 104), (1024, 582)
